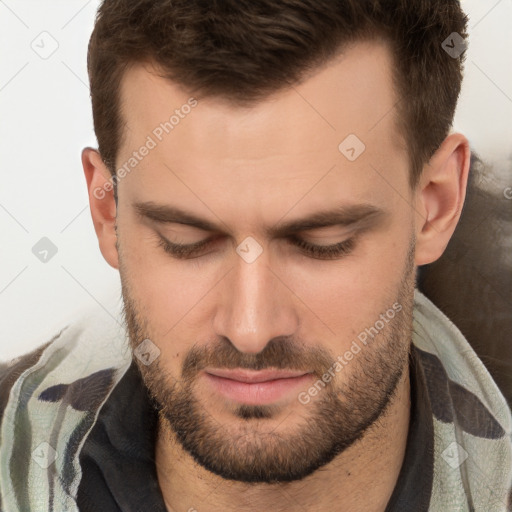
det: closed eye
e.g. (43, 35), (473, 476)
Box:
(156, 233), (357, 261)
(289, 235), (356, 260)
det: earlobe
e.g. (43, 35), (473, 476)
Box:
(81, 147), (120, 269)
(414, 133), (471, 266)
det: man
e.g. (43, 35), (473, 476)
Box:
(0, 0), (511, 511)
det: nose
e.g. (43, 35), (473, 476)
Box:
(212, 242), (299, 354)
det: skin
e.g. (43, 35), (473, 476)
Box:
(82, 39), (470, 511)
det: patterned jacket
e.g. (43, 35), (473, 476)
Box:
(0, 289), (511, 511)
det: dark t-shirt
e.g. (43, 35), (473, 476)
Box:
(76, 344), (434, 511)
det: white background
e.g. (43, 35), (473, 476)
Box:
(1, 0), (511, 360)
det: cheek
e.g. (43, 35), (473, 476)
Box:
(119, 227), (208, 333)
(288, 230), (409, 341)
(121, 236), (212, 373)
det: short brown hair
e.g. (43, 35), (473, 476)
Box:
(87, 0), (468, 189)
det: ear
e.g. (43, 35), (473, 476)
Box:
(414, 133), (471, 266)
(82, 147), (119, 269)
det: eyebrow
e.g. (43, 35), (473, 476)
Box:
(133, 201), (388, 239)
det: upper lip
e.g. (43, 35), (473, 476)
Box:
(205, 368), (310, 383)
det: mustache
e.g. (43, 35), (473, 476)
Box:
(181, 335), (335, 381)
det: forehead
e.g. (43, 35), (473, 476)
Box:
(116, 39), (408, 223)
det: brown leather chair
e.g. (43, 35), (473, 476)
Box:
(418, 151), (512, 406)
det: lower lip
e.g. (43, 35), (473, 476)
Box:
(203, 372), (314, 405)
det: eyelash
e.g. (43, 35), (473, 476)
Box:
(156, 235), (356, 261)
(291, 236), (356, 260)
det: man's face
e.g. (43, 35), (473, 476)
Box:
(115, 40), (418, 483)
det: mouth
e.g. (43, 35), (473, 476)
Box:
(203, 368), (314, 405)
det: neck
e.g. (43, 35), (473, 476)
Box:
(155, 364), (410, 512)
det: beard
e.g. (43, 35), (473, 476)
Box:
(119, 237), (416, 484)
